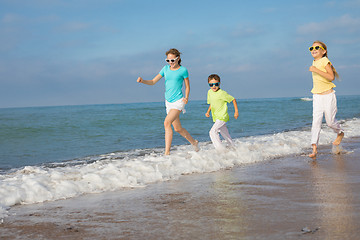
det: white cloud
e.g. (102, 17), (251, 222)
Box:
(297, 14), (360, 35)
(332, 37), (360, 44)
(229, 64), (256, 73)
(58, 22), (90, 32)
(261, 7), (277, 13)
(1, 13), (22, 23)
(344, 0), (360, 7)
(336, 63), (360, 69)
(230, 24), (263, 38)
(1, 13), (59, 25)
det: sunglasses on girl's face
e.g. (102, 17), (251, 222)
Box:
(309, 46), (325, 51)
(209, 83), (220, 87)
(165, 56), (179, 63)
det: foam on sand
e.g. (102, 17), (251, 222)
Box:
(1, 118), (359, 220)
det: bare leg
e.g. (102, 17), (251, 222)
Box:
(164, 128), (173, 155)
(164, 110), (180, 155)
(333, 132), (344, 145)
(309, 144), (317, 158)
(163, 109), (198, 155)
(172, 116), (198, 151)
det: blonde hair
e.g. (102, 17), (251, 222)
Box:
(313, 40), (340, 80)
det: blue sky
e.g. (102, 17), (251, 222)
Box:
(1, 0), (360, 108)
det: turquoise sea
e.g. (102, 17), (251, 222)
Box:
(0, 95), (359, 218)
(1, 95), (360, 171)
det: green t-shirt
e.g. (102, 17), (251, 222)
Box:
(207, 89), (234, 122)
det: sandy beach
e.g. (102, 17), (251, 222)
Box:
(1, 137), (360, 240)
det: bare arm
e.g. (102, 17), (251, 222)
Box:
(183, 77), (190, 104)
(232, 99), (239, 119)
(309, 63), (335, 81)
(205, 105), (211, 118)
(137, 74), (162, 85)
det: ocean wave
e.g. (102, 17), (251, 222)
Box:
(1, 117), (359, 220)
(300, 97), (313, 101)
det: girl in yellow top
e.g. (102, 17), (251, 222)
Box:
(308, 41), (344, 158)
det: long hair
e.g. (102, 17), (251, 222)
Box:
(166, 48), (181, 66)
(313, 40), (340, 80)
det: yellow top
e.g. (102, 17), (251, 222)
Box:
(311, 57), (336, 94)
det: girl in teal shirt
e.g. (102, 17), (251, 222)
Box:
(137, 48), (199, 155)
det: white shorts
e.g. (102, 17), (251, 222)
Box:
(165, 98), (186, 114)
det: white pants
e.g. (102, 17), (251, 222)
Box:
(311, 91), (343, 145)
(209, 120), (234, 150)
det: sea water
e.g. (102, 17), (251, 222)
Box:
(0, 95), (360, 219)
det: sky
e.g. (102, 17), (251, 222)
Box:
(1, 0), (360, 108)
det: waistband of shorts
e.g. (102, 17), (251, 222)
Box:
(314, 88), (334, 95)
(165, 98), (184, 104)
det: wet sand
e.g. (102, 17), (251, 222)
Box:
(1, 137), (360, 240)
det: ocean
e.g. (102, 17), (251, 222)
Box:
(1, 95), (360, 219)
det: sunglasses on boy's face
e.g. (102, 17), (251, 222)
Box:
(309, 46), (325, 51)
(165, 56), (179, 63)
(209, 83), (220, 87)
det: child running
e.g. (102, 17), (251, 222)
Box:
(137, 48), (199, 155)
(205, 74), (239, 150)
(308, 40), (344, 158)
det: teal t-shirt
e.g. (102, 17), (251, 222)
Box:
(159, 65), (189, 103)
(207, 89), (235, 122)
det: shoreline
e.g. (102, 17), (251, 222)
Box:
(1, 137), (360, 239)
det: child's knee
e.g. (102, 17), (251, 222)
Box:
(174, 127), (183, 133)
(325, 120), (335, 128)
(164, 120), (171, 128)
(209, 129), (217, 137)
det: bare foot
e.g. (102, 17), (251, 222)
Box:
(164, 151), (170, 156)
(332, 144), (341, 155)
(309, 152), (317, 158)
(192, 140), (199, 152)
(309, 144), (317, 158)
(333, 132), (344, 145)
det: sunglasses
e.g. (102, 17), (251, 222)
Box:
(165, 56), (179, 63)
(209, 82), (220, 87)
(309, 46), (325, 51)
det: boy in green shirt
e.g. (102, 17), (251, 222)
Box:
(205, 74), (239, 150)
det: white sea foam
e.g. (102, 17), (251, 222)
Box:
(300, 97), (313, 101)
(1, 118), (360, 220)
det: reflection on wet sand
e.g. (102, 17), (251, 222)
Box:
(211, 170), (249, 238)
(310, 153), (357, 239)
